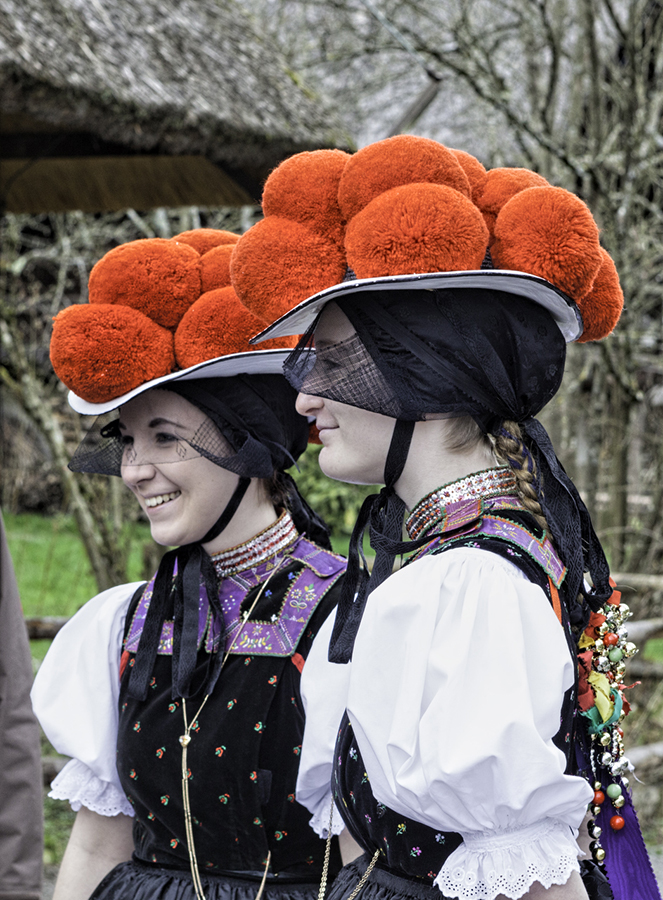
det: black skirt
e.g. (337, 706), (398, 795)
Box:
(327, 855), (613, 900)
(327, 855), (450, 900)
(89, 859), (321, 900)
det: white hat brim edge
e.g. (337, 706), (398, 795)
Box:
(251, 270), (583, 345)
(68, 349), (293, 416)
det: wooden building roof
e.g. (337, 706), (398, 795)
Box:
(0, 0), (349, 212)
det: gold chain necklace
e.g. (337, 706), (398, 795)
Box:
(179, 559), (286, 900)
(317, 799), (379, 900)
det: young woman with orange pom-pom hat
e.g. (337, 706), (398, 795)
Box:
(31, 232), (352, 900)
(230, 136), (658, 900)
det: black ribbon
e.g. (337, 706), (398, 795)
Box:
(127, 477), (251, 701)
(522, 417), (611, 612)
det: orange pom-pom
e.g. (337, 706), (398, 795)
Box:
(50, 304), (174, 403)
(450, 149), (487, 201)
(345, 183), (489, 279)
(491, 186), (602, 299)
(338, 136), (471, 222)
(201, 244), (234, 292)
(172, 229), (240, 255)
(474, 168), (549, 234)
(576, 249), (623, 342)
(88, 238), (201, 331)
(174, 287), (291, 367)
(231, 217), (346, 323)
(262, 149), (350, 248)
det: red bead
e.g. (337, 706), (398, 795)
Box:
(604, 633), (619, 647)
(594, 791), (605, 805)
(617, 727), (624, 738)
(610, 815), (625, 830)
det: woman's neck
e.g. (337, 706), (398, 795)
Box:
(202, 480), (279, 555)
(395, 418), (497, 510)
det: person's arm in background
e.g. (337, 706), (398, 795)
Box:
(53, 808), (133, 900)
(0, 509), (43, 900)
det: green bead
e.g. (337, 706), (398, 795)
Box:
(606, 783), (622, 800)
(608, 648), (623, 663)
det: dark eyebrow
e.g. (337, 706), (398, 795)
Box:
(117, 417), (185, 431)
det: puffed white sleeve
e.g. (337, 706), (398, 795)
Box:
(347, 549), (593, 900)
(31, 582), (143, 817)
(297, 608), (350, 838)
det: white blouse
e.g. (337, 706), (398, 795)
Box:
(297, 548), (593, 900)
(31, 582), (141, 817)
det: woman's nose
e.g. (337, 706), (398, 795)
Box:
(296, 391), (323, 417)
(121, 460), (157, 488)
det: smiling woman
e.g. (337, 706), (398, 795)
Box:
(117, 390), (273, 552)
(30, 232), (348, 900)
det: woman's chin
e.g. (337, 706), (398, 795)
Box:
(318, 448), (379, 486)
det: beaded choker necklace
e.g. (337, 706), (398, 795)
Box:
(210, 510), (298, 577)
(406, 467), (518, 540)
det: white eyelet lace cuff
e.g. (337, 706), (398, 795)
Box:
(434, 818), (580, 900)
(49, 759), (134, 818)
(308, 794), (345, 839)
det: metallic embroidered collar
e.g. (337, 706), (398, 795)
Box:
(406, 467), (518, 540)
(210, 510), (298, 577)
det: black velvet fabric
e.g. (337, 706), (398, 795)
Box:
(117, 570), (343, 880)
(90, 859), (326, 900)
(326, 853), (453, 900)
(333, 714), (463, 881)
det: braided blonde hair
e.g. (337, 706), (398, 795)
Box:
(491, 420), (549, 534)
(444, 415), (549, 535)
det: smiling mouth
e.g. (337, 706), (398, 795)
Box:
(145, 491), (181, 508)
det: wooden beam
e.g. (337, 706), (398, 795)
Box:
(1, 154), (256, 213)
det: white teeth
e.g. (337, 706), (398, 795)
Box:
(145, 491), (180, 508)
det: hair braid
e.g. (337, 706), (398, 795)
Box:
(493, 420), (549, 534)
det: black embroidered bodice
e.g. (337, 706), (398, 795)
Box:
(332, 480), (577, 882)
(117, 525), (345, 880)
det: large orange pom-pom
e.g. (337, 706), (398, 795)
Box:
(231, 217), (346, 323)
(491, 186), (602, 299)
(201, 244), (234, 292)
(172, 229), (240, 255)
(474, 168), (549, 234)
(262, 149), (350, 248)
(450, 149), (487, 201)
(338, 136), (471, 222)
(345, 183), (489, 279)
(50, 304), (174, 403)
(576, 249), (623, 342)
(175, 287), (292, 367)
(88, 239), (201, 331)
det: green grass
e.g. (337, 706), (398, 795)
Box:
(5, 511), (152, 618)
(43, 797), (76, 867)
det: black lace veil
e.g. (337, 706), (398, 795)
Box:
(284, 286), (611, 663)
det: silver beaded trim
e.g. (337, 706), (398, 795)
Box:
(211, 511), (298, 576)
(406, 467), (517, 539)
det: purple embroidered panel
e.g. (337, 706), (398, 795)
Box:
(124, 536), (345, 659)
(597, 789), (662, 900)
(423, 496), (567, 587)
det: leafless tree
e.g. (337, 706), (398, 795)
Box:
(246, 0), (663, 572)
